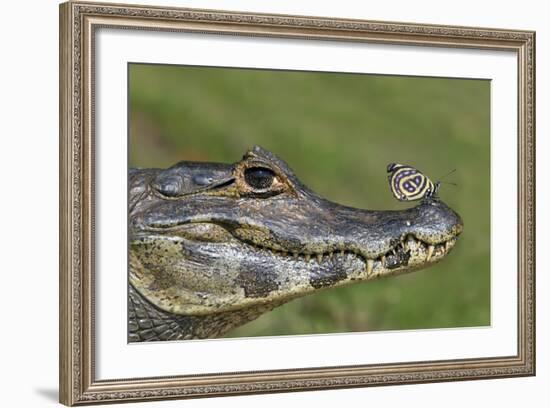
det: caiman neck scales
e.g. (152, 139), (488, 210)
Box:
(129, 146), (463, 341)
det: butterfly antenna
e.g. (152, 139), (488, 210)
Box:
(436, 169), (458, 190)
(438, 168), (456, 181)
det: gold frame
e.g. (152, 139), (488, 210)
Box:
(59, 1), (536, 405)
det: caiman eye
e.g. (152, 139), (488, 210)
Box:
(244, 167), (275, 190)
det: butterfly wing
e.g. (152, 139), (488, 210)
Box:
(387, 164), (434, 201)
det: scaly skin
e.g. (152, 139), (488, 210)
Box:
(128, 146), (463, 341)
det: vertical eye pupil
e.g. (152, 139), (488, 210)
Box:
(244, 167), (275, 189)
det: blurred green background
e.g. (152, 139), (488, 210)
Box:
(129, 63), (490, 338)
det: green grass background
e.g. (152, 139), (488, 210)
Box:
(129, 63), (490, 338)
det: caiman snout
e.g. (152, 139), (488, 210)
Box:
(410, 198), (463, 243)
(242, 192), (464, 278)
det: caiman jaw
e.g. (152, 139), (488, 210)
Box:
(232, 231), (459, 279)
(130, 200), (462, 317)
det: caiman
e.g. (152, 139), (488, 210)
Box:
(129, 146), (463, 341)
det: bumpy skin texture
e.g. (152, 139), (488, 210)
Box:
(128, 285), (280, 341)
(129, 146), (463, 341)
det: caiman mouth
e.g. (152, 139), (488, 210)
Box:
(229, 231), (458, 277)
(129, 218), (461, 317)
(135, 219), (460, 280)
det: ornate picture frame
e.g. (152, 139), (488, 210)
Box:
(59, 1), (535, 405)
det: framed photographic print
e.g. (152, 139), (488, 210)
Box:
(59, 1), (535, 405)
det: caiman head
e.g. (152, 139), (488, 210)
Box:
(129, 146), (463, 340)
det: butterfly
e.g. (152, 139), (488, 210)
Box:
(387, 163), (446, 202)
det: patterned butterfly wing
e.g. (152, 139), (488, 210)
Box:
(387, 163), (435, 201)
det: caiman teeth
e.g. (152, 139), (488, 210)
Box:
(426, 245), (435, 261)
(245, 234), (456, 267)
(366, 259), (374, 276)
